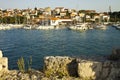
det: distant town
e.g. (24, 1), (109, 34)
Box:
(0, 7), (120, 30)
(0, 7), (119, 24)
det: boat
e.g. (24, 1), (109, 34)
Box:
(68, 23), (88, 31)
(23, 25), (32, 30)
(115, 24), (120, 30)
(0, 24), (11, 30)
(87, 23), (94, 29)
(36, 25), (55, 30)
(95, 24), (107, 30)
(9, 24), (24, 29)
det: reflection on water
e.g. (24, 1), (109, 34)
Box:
(0, 26), (120, 70)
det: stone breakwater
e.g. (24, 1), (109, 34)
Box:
(0, 49), (120, 80)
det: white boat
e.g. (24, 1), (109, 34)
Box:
(0, 24), (11, 30)
(115, 24), (120, 30)
(95, 24), (107, 30)
(68, 23), (88, 31)
(36, 25), (55, 30)
(9, 24), (24, 29)
(23, 25), (32, 30)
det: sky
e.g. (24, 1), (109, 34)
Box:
(0, 0), (120, 12)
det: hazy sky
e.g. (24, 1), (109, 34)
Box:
(0, 0), (119, 12)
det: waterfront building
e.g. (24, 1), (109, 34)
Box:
(50, 17), (72, 26)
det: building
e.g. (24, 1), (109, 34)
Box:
(50, 18), (72, 26)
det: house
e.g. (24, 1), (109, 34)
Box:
(44, 7), (51, 15)
(50, 18), (60, 26)
(79, 13), (85, 17)
(60, 11), (66, 17)
(101, 13), (110, 22)
(70, 12), (77, 18)
(55, 7), (64, 14)
(50, 18), (72, 26)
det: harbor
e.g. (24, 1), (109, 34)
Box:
(0, 4), (120, 75)
(0, 0), (120, 79)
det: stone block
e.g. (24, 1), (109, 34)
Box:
(0, 64), (2, 71)
(44, 56), (77, 77)
(0, 50), (3, 58)
(0, 57), (8, 70)
(78, 60), (102, 79)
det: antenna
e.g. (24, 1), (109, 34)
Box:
(108, 0), (112, 13)
(109, 6), (111, 13)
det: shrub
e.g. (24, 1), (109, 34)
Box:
(17, 57), (25, 73)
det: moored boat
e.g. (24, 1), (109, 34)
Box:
(23, 25), (32, 30)
(36, 25), (55, 30)
(115, 25), (120, 30)
(94, 24), (107, 30)
(0, 24), (11, 30)
(68, 23), (88, 31)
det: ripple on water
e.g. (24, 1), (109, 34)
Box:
(0, 26), (120, 69)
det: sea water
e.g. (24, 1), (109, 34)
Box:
(0, 26), (120, 70)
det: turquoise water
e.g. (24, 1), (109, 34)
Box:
(0, 26), (120, 70)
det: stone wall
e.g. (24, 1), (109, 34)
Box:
(0, 50), (8, 71)
(44, 56), (120, 80)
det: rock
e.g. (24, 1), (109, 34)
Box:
(44, 56), (77, 77)
(0, 50), (8, 71)
(31, 74), (37, 80)
(0, 53), (120, 80)
(28, 69), (45, 79)
(108, 49), (120, 60)
(41, 77), (50, 80)
(44, 56), (120, 80)
(0, 57), (8, 70)
(77, 60), (102, 79)
(0, 50), (3, 58)
(0, 64), (2, 71)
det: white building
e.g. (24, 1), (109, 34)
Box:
(50, 18), (72, 26)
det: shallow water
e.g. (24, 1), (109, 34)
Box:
(0, 26), (120, 70)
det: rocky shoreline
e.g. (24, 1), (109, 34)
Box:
(0, 50), (120, 80)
